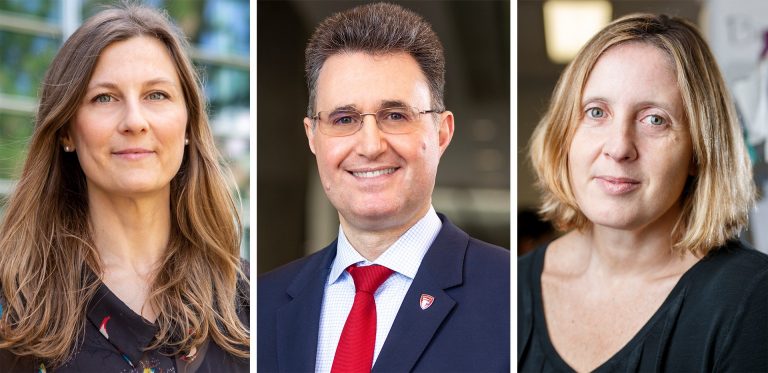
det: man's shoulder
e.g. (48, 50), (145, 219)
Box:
(465, 236), (510, 269)
(453, 235), (510, 292)
(435, 212), (509, 264)
(257, 245), (333, 293)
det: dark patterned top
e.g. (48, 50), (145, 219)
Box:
(0, 278), (249, 373)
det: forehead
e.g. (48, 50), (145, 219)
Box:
(89, 36), (180, 83)
(583, 42), (679, 105)
(315, 51), (431, 110)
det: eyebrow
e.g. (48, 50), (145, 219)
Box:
(329, 105), (358, 113)
(86, 78), (179, 92)
(378, 100), (409, 109)
(581, 96), (678, 114)
(327, 100), (411, 113)
(580, 96), (610, 107)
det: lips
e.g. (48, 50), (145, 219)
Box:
(595, 176), (640, 195)
(349, 167), (398, 178)
(112, 148), (154, 159)
(114, 148), (152, 154)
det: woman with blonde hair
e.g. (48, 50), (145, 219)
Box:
(0, 4), (249, 372)
(519, 13), (767, 371)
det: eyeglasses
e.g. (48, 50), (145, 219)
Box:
(311, 106), (443, 137)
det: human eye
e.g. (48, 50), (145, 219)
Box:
(641, 114), (666, 126)
(147, 91), (169, 101)
(585, 107), (605, 119)
(92, 94), (114, 103)
(329, 111), (359, 126)
(380, 107), (413, 122)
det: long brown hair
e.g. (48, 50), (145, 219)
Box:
(0, 4), (249, 366)
(529, 13), (755, 256)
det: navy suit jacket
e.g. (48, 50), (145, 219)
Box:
(257, 214), (510, 372)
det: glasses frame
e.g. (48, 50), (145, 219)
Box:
(310, 106), (444, 137)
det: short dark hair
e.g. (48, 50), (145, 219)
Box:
(304, 2), (445, 116)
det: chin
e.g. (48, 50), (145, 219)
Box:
(352, 206), (400, 220)
(588, 213), (655, 231)
(583, 207), (637, 228)
(113, 181), (170, 195)
(343, 204), (408, 230)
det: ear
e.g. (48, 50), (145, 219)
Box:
(304, 117), (317, 155)
(437, 111), (455, 156)
(60, 129), (75, 150)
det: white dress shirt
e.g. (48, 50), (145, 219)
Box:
(314, 207), (442, 373)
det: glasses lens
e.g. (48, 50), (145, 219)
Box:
(377, 107), (418, 134)
(320, 111), (361, 136)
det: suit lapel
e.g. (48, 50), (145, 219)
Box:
(276, 242), (337, 372)
(373, 216), (467, 372)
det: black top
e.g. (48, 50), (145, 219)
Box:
(518, 240), (768, 372)
(0, 280), (249, 372)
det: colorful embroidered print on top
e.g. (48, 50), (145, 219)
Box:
(99, 315), (111, 339)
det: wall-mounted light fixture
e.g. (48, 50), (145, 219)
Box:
(543, 0), (612, 64)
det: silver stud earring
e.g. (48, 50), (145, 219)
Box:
(185, 138), (189, 146)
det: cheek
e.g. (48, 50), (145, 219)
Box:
(161, 109), (188, 137)
(313, 140), (347, 173)
(663, 152), (693, 185)
(568, 130), (602, 169)
(71, 120), (108, 151)
(154, 111), (188, 149)
(566, 141), (585, 177)
(400, 136), (438, 174)
(653, 136), (692, 179)
(312, 143), (342, 192)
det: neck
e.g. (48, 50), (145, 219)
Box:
(340, 205), (430, 262)
(88, 187), (171, 277)
(585, 228), (678, 279)
(571, 205), (696, 280)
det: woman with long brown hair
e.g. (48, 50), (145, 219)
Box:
(0, 4), (249, 372)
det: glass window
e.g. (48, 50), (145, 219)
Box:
(0, 0), (61, 23)
(0, 112), (33, 181)
(0, 31), (59, 97)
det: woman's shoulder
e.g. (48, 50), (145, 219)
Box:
(518, 242), (550, 361)
(690, 240), (768, 289)
(518, 241), (549, 285)
(517, 240), (553, 315)
(675, 241), (768, 370)
(236, 258), (250, 327)
(681, 240), (768, 312)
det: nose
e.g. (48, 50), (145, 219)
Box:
(118, 99), (149, 134)
(602, 116), (638, 162)
(355, 114), (387, 158)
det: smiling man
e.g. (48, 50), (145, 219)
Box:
(257, 3), (510, 372)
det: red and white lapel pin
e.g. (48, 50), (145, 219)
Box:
(419, 294), (435, 310)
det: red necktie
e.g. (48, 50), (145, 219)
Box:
(331, 264), (394, 373)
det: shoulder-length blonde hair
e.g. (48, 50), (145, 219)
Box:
(529, 13), (755, 257)
(0, 4), (248, 366)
